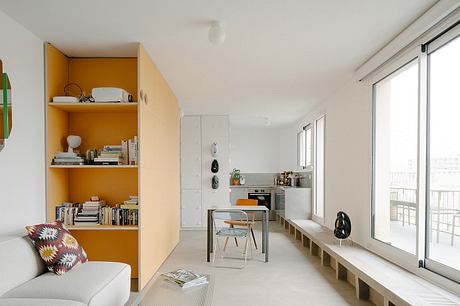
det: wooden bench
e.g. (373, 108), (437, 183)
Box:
(276, 214), (460, 306)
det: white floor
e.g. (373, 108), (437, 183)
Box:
(137, 221), (372, 306)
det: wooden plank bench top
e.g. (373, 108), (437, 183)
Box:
(287, 219), (460, 306)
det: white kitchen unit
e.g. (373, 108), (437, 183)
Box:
(285, 188), (312, 219)
(180, 115), (230, 229)
(181, 116), (202, 228)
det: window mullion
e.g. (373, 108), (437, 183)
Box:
(417, 48), (428, 266)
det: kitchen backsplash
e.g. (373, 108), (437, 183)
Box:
(236, 173), (278, 186)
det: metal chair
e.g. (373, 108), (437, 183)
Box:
(212, 209), (252, 268)
(224, 198), (258, 250)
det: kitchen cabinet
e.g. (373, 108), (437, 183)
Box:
(285, 188), (312, 219)
(181, 116), (201, 190)
(181, 190), (202, 227)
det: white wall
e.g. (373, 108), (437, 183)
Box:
(281, 80), (372, 246)
(230, 126), (280, 173)
(0, 11), (45, 235)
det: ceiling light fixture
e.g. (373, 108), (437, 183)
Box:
(208, 21), (226, 45)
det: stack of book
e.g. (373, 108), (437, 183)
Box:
(52, 152), (84, 165)
(121, 195), (138, 208)
(94, 145), (122, 165)
(161, 269), (208, 289)
(55, 202), (80, 225)
(74, 198), (106, 226)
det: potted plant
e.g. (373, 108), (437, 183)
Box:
(231, 168), (241, 186)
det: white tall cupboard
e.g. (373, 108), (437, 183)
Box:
(181, 115), (230, 228)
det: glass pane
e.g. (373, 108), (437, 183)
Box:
(427, 35), (460, 271)
(315, 116), (325, 219)
(306, 126), (312, 167)
(373, 59), (418, 254)
(297, 131), (305, 167)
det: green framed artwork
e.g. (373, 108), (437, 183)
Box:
(0, 60), (12, 151)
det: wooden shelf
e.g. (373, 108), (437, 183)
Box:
(50, 164), (138, 169)
(66, 224), (138, 231)
(48, 102), (138, 113)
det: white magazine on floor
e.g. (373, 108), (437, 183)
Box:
(161, 269), (208, 289)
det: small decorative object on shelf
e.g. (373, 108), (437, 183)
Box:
(67, 135), (81, 153)
(211, 159), (219, 173)
(231, 168), (240, 186)
(212, 175), (219, 189)
(334, 211), (352, 247)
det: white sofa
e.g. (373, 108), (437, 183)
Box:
(0, 236), (131, 306)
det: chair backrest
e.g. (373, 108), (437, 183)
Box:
(236, 199), (258, 206)
(212, 209), (248, 230)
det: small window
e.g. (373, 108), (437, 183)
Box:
(297, 125), (312, 169)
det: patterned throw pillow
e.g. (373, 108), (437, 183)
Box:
(25, 221), (88, 275)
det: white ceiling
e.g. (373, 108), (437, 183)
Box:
(0, 0), (437, 126)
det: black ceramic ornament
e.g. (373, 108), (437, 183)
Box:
(211, 159), (219, 173)
(212, 175), (219, 189)
(334, 211), (351, 239)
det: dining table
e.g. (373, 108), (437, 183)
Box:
(207, 205), (269, 263)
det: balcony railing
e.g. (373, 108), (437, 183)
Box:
(390, 187), (460, 246)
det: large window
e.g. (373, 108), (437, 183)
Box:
(314, 115), (325, 220)
(372, 23), (460, 283)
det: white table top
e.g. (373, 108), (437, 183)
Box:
(207, 206), (268, 211)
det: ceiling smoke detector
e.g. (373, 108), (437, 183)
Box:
(208, 21), (225, 45)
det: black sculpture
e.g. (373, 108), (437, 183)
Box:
(211, 159), (219, 173)
(334, 211), (351, 240)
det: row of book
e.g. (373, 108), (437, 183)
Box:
(55, 196), (138, 226)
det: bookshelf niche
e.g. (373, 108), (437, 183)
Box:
(45, 43), (181, 291)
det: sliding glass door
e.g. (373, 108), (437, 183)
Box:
(372, 22), (460, 284)
(425, 29), (460, 281)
